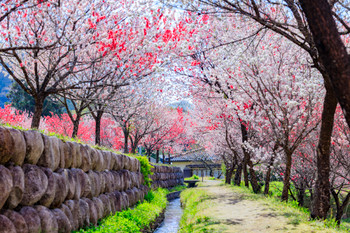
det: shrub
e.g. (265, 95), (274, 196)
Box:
(76, 188), (167, 233)
(169, 185), (187, 192)
(136, 155), (153, 187)
(185, 175), (199, 181)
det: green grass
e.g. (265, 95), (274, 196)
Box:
(185, 175), (199, 181)
(169, 185), (187, 192)
(75, 188), (168, 233)
(150, 163), (176, 167)
(178, 189), (213, 233)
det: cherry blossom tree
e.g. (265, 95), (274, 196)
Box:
(167, 0), (350, 218)
(0, 0), (120, 128)
(0, 0), (49, 50)
(142, 107), (186, 161)
(328, 106), (350, 224)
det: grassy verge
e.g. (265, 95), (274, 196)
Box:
(169, 185), (187, 192)
(184, 175), (199, 181)
(178, 189), (213, 233)
(75, 188), (168, 233)
(230, 184), (350, 232)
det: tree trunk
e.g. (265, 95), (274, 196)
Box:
(131, 147), (136, 154)
(156, 149), (159, 163)
(233, 163), (242, 186)
(243, 161), (249, 187)
(225, 164), (234, 184)
(94, 110), (104, 145)
(247, 160), (260, 193)
(123, 129), (129, 154)
(331, 189), (350, 225)
(162, 151), (165, 164)
(129, 136), (140, 154)
(297, 183), (305, 207)
(146, 148), (152, 162)
(31, 96), (45, 129)
(71, 114), (81, 138)
(300, 0), (350, 129)
(281, 152), (292, 201)
(240, 121), (250, 188)
(264, 155), (275, 195)
(299, 0), (350, 218)
(311, 87), (337, 219)
(168, 152), (171, 164)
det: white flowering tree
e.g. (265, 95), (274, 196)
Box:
(0, 0), (121, 128)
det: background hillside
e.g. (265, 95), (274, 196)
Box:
(0, 74), (11, 107)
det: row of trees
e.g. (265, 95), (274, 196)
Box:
(0, 98), (189, 162)
(3, 0), (350, 224)
(0, 0), (187, 129)
(0, 0), (195, 161)
(165, 0), (350, 224)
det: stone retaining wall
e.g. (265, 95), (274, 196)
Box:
(0, 127), (184, 232)
(150, 165), (184, 189)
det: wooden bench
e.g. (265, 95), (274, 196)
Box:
(184, 180), (199, 188)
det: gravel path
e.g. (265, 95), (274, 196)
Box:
(194, 180), (337, 233)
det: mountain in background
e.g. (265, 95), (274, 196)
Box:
(0, 73), (11, 107)
(169, 100), (193, 112)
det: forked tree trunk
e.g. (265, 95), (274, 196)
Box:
(225, 164), (234, 184)
(240, 120), (259, 192)
(234, 163), (242, 186)
(129, 136), (140, 154)
(123, 129), (129, 154)
(247, 159), (260, 193)
(31, 96), (45, 129)
(331, 189), (350, 225)
(71, 114), (82, 138)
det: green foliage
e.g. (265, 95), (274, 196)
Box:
(76, 189), (167, 233)
(221, 163), (226, 176)
(169, 185), (187, 192)
(323, 217), (339, 229)
(136, 155), (153, 187)
(185, 175), (199, 181)
(179, 189), (210, 233)
(144, 190), (155, 202)
(150, 163), (175, 167)
(6, 82), (65, 116)
(209, 177), (216, 180)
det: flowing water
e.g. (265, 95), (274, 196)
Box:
(154, 198), (183, 233)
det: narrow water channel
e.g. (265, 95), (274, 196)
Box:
(154, 198), (183, 233)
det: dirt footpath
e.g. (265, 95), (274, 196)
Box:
(195, 180), (337, 233)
